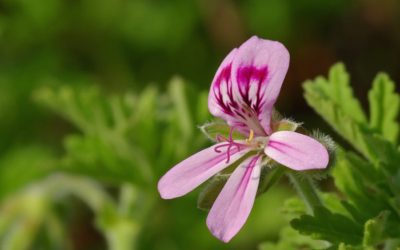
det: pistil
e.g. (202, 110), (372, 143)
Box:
(214, 127), (247, 163)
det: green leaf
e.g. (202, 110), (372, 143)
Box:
(332, 149), (389, 220)
(304, 63), (366, 124)
(363, 211), (391, 247)
(168, 76), (194, 139)
(0, 174), (142, 250)
(281, 197), (307, 218)
(337, 243), (364, 250)
(301, 63), (400, 249)
(156, 78), (208, 172)
(303, 63), (374, 160)
(61, 135), (151, 186)
(291, 207), (363, 245)
(35, 78), (210, 185)
(364, 135), (400, 174)
(0, 146), (55, 201)
(127, 86), (158, 155)
(368, 73), (400, 144)
(259, 226), (329, 250)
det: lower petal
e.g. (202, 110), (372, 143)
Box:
(206, 155), (261, 242)
(264, 131), (329, 171)
(158, 143), (249, 199)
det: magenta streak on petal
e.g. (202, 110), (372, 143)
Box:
(236, 66), (269, 116)
(158, 143), (251, 199)
(211, 63), (268, 136)
(206, 155), (262, 242)
(264, 131), (329, 171)
(179, 146), (241, 180)
(267, 140), (301, 154)
(213, 64), (238, 117)
(235, 156), (259, 197)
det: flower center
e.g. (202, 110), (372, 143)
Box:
(214, 128), (267, 164)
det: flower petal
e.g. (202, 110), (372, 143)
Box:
(264, 131), (329, 171)
(158, 143), (249, 199)
(206, 155), (261, 242)
(208, 36), (289, 136)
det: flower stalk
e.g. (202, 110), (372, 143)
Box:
(287, 172), (323, 215)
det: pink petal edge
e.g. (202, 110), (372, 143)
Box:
(264, 131), (329, 171)
(158, 143), (249, 199)
(206, 155), (262, 243)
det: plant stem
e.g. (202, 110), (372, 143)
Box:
(287, 173), (322, 215)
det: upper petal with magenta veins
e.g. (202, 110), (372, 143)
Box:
(208, 36), (290, 136)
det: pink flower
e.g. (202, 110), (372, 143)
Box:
(158, 36), (329, 242)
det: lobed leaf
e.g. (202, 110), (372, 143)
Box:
(303, 63), (374, 161)
(368, 73), (399, 144)
(362, 210), (391, 247)
(290, 206), (363, 245)
(258, 226), (329, 250)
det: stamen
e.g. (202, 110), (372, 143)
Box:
(246, 129), (254, 143)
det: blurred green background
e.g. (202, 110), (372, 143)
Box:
(0, 0), (399, 249)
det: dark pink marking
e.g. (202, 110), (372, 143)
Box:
(212, 64), (269, 136)
(236, 66), (268, 115)
(179, 146), (241, 178)
(268, 140), (304, 154)
(213, 64), (238, 116)
(235, 155), (260, 199)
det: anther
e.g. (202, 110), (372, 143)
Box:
(246, 129), (254, 143)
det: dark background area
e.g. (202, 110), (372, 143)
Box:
(0, 0), (399, 151)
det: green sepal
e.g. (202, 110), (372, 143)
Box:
(199, 120), (246, 142)
(272, 119), (301, 132)
(257, 164), (285, 196)
(197, 174), (229, 211)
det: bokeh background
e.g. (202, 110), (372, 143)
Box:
(0, 0), (399, 249)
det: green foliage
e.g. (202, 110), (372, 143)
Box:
(259, 227), (329, 250)
(0, 77), (224, 250)
(0, 146), (56, 201)
(34, 78), (209, 186)
(291, 206), (363, 245)
(368, 73), (400, 144)
(362, 210), (391, 247)
(0, 174), (141, 250)
(303, 63), (372, 160)
(299, 63), (400, 249)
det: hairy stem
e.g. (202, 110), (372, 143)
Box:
(287, 173), (322, 215)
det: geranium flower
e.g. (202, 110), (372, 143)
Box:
(158, 36), (329, 242)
